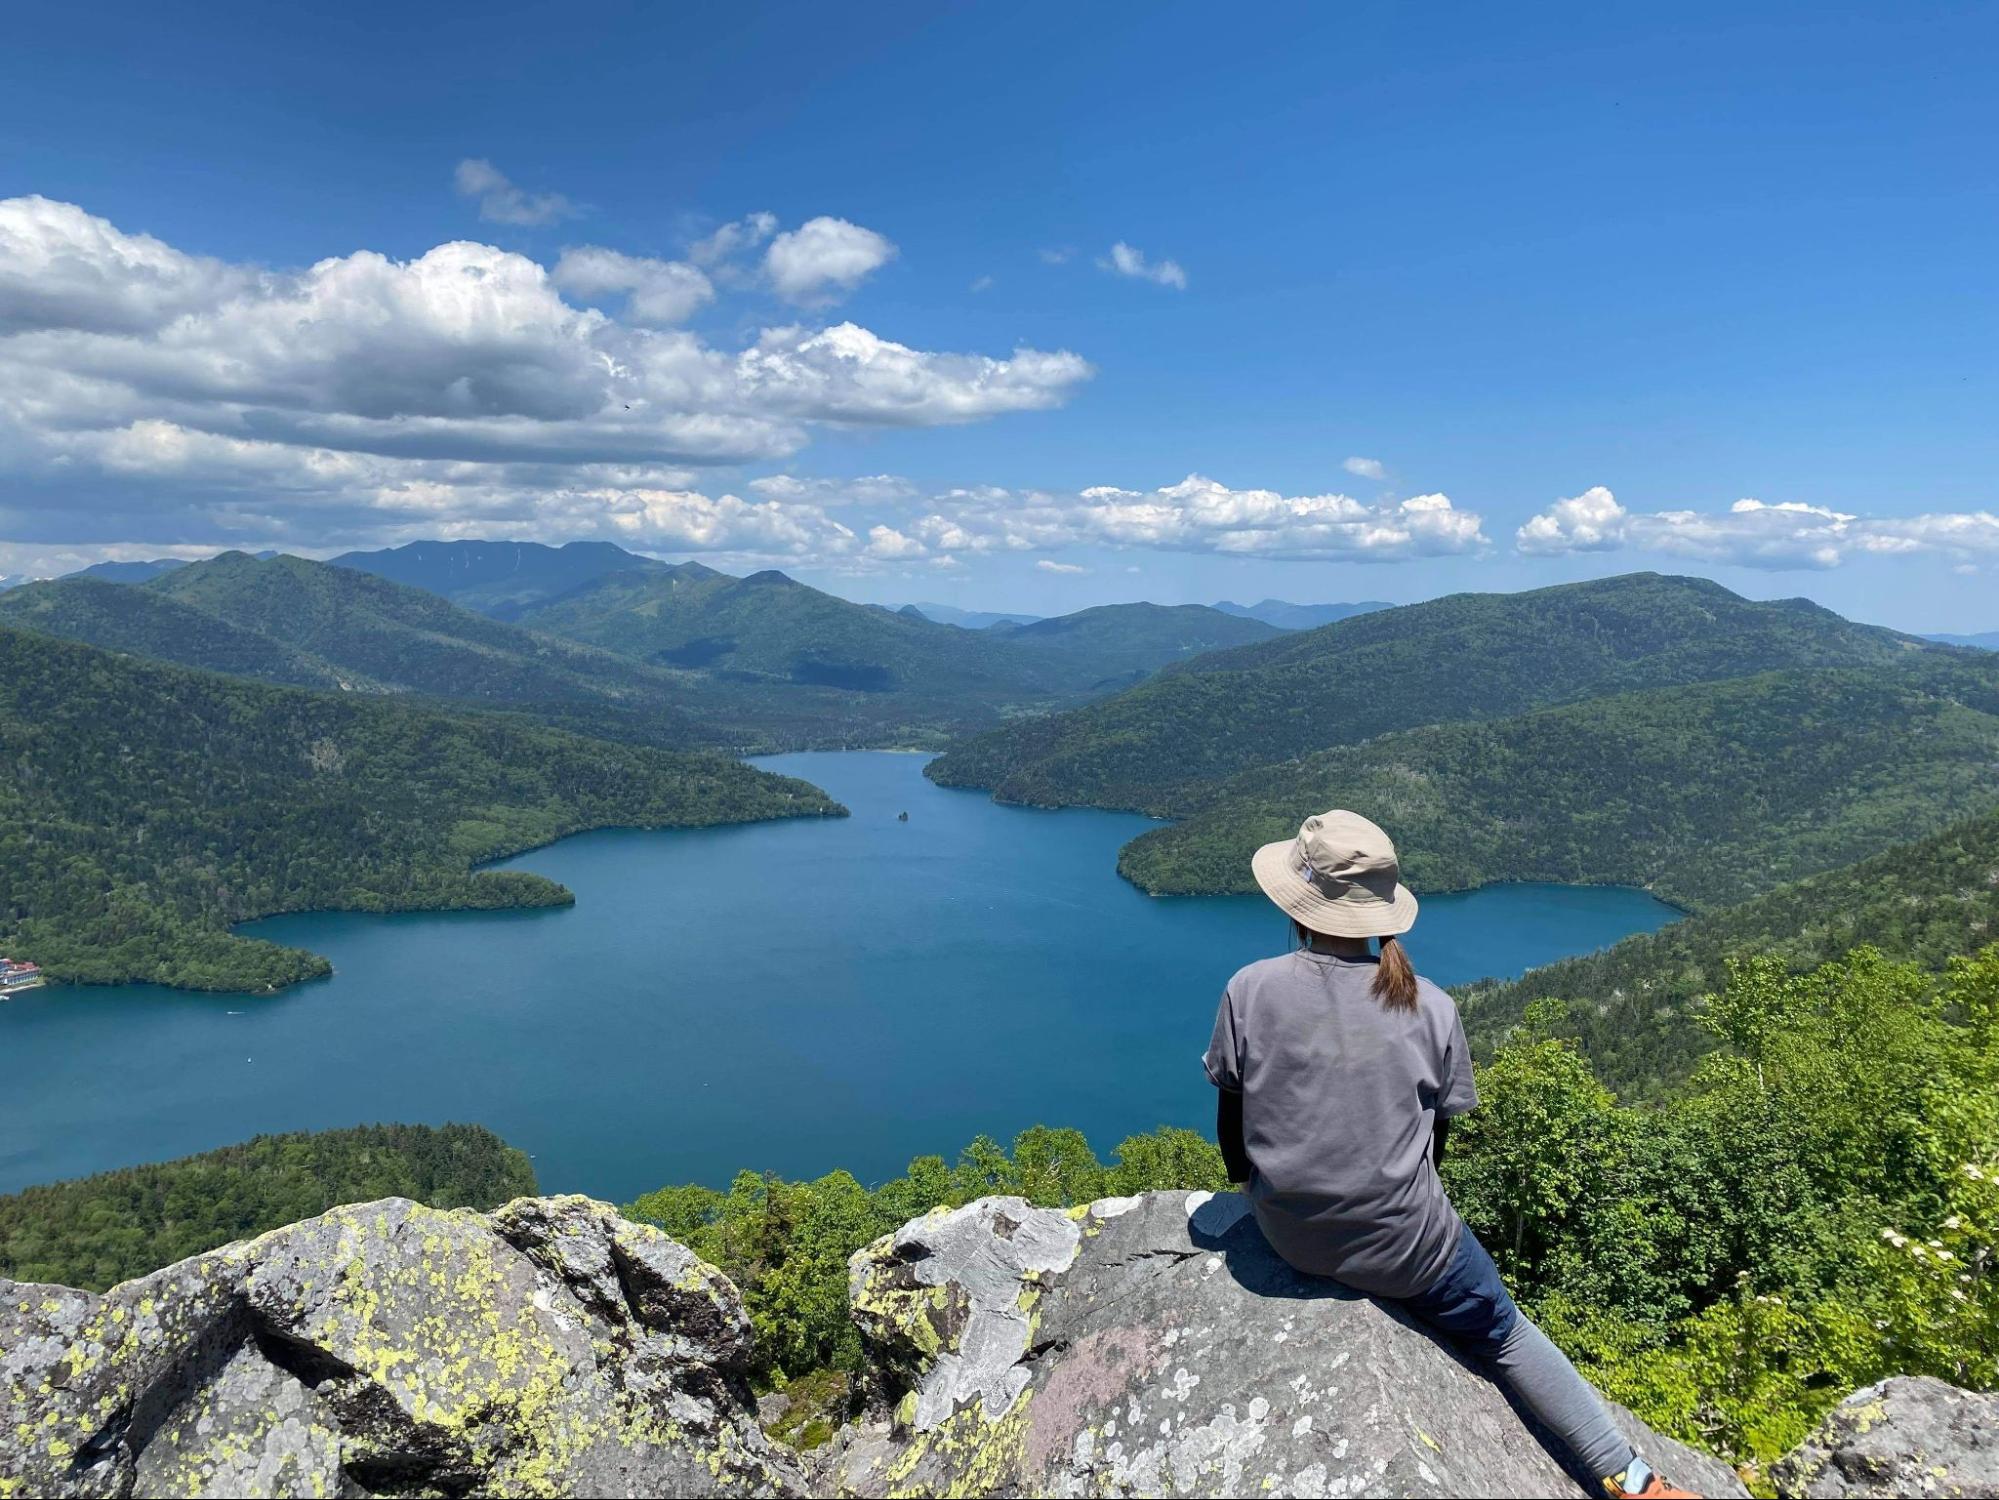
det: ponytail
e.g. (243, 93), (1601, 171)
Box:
(1373, 935), (1418, 1012)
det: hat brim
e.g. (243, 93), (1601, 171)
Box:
(1251, 839), (1419, 938)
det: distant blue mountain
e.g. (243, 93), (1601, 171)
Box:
(70, 558), (194, 584)
(332, 539), (672, 619)
(1925, 631), (1999, 651)
(905, 601), (1045, 629)
(60, 552), (282, 586)
(1212, 598), (1393, 630)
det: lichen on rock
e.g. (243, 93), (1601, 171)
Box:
(7, 1186), (1988, 1500)
(0, 1195), (804, 1499)
(820, 1189), (1750, 1499)
(1770, 1376), (1999, 1498)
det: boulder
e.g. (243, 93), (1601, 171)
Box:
(0, 1194), (805, 1498)
(823, 1190), (1747, 1499)
(1772, 1376), (1999, 1498)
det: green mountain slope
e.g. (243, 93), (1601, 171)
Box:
(516, 565), (1277, 720)
(929, 573), (1941, 814)
(0, 552), (723, 746)
(0, 1124), (535, 1292)
(331, 539), (670, 619)
(0, 625), (843, 992)
(0, 551), (1280, 753)
(69, 557), (193, 584)
(1454, 803), (1999, 1095)
(0, 576), (347, 687)
(150, 552), (691, 705)
(1118, 655), (1999, 913)
(991, 602), (1280, 680)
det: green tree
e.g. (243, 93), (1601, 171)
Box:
(1444, 1033), (1620, 1285)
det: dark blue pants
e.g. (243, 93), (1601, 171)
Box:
(1394, 1222), (1635, 1480)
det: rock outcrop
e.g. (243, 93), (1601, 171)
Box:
(8, 1187), (1991, 1499)
(0, 1195), (804, 1498)
(1771, 1376), (1999, 1498)
(824, 1191), (1747, 1499)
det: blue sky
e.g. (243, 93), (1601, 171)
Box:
(2, 2), (1995, 627)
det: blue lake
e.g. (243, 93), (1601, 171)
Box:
(0, 752), (1680, 1201)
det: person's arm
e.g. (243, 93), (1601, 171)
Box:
(1431, 1115), (1450, 1170)
(1217, 1087), (1251, 1184)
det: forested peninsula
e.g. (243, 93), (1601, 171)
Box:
(1116, 655), (1999, 909)
(0, 626), (843, 993)
(927, 573), (1938, 814)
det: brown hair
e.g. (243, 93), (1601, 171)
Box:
(1373, 935), (1418, 1012)
(1292, 921), (1420, 1012)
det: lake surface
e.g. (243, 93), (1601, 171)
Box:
(0, 752), (1679, 1202)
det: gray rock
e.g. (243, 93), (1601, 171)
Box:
(829, 1190), (1747, 1499)
(0, 1194), (806, 1498)
(1773, 1376), (1999, 1498)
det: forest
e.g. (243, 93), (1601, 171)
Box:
(1116, 655), (1999, 910)
(1456, 802), (1999, 1095)
(927, 572), (1939, 815)
(4, 935), (1991, 1480)
(0, 625), (842, 991)
(0, 1123), (535, 1290)
(619, 943), (1999, 1480)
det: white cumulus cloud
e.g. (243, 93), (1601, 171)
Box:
(863, 524), (926, 560)
(1036, 559), (1088, 574)
(0, 196), (1093, 560)
(747, 473), (918, 506)
(909, 475), (1486, 562)
(0, 196), (253, 336)
(1100, 241), (1187, 290)
(453, 159), (577, 227)
(764, 217), (897, 304)
(689, 212), (778, 268)
(1342, 456), (1387, 481)
(1516, 485), (1630, 554)
(551, 247), (713, 326)
(1515, 487), (1999, 570)
(736, 323), (1090, 426)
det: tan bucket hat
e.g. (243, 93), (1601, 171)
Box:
(1251, 809), (1419, 938)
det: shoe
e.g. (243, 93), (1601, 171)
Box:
(1603, 1457), (1701, 1498)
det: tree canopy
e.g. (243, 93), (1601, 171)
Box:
(0, 625), (841, 991)
(0, 1123), (535, 1291)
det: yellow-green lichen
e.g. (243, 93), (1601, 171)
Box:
(882, 1388), (1035, 1500)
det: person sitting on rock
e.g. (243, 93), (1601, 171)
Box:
(1205, 809), (1700, 1500)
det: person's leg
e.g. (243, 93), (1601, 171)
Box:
(1400, 1224), (1637, 1483)
(1488, 1308), (1637, 1480)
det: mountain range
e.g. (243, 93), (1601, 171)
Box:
(0, 545), (1288, 751)
(927, 573), (1940, 814)
(1211, 597), (1392, 630)
(0, 554), (717, 748)
(332, 539), (673, 619)
(903, 602), (1044, 629)
(15, 544), (1999, 1066)
(906, 597), (1393, 632)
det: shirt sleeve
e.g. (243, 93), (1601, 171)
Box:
(1202, 986), (1244, 1092)
(1438, 1003), (1479, 1117)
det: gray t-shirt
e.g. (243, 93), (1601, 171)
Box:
(1203, 950), (1479, 1298)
